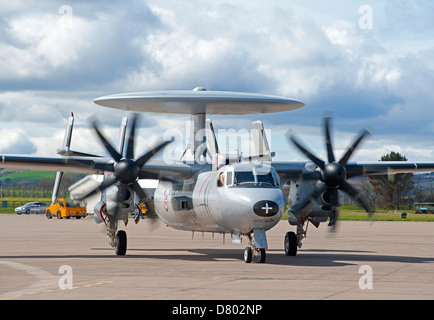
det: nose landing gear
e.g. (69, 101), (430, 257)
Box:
(244, 246), (266, 263)
(244, 229), (267, 263)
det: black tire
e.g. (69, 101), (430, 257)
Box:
(244, 247), (252, 263)
(257, 248), (266, 263)
(116, 230), (127, 256)
(46, 210), (52, 219)
(284, 231), (297, 256)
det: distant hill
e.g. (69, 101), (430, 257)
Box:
(0, 169), (56, 185)
(0, 169), (86, 187)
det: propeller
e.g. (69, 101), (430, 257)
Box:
(287, 115), (375, 226)
(80, 113), (172, 217)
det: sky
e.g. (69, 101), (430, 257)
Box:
(0, 0), (433, 164)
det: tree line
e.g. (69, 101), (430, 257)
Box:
(359, 151), (434, 211)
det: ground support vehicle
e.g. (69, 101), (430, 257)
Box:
(46, 198), (87, 219)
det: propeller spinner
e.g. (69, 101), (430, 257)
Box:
(287, 115), (375, 226)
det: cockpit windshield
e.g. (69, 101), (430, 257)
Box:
(233, 170), (278, 188)
(256, 172), (275, 185)
(234, 171), (255, 184)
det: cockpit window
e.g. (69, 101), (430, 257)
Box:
(226, 171), (233, 186)
(256, 172), (274, 185)
(231, 169), (279, 188)
(234, 171), (255, 184)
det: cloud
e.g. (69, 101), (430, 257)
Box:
(0, 1), (162, 91)
(0, 1), (432, 164)
(0, 128), (37, 154)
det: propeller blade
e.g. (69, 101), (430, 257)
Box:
(136, 139), (173, 168)
(339, 180), (374, 217)
(325, 188), (339, 226)
(324, 116), (335, 163)
(130, 181), (148, 202)
(287, 132), (325, 169)
(126, 114), (138, 159)
(301, 171), (322, 182)
(339, 128), (371, 166)
(131, 181), (156, 218)
(91, 119), (122, 162)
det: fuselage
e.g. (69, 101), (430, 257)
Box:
(154, 163), (286, 234)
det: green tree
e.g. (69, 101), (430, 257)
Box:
(369, 152), (415, 210)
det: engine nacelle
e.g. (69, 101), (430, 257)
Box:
(104, 184), (135, 220)
(309, 205), (332, 224)
(287, 179), (332, 225)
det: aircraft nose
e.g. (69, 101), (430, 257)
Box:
(253, 200), (280, 217)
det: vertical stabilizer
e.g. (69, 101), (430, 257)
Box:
(52, 112), (75, 204)
(250, 120), (273, 161)
(206, 119), (219, 157)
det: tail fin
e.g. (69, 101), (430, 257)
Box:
(206, 119), (219, 157)
(249, 120), (274, 161)
(57, 112), (101, 157)
(52, 112), (76, 204)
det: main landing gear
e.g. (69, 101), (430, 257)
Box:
(284, 231), (297, 256)
(284, 223), (307, 256)
(106, 220), (128, 256)
(115, 230), (127, 256)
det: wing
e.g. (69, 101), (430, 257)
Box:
(345, 161), (434, 177)
(272, 160), (434, 181)
(0, 155), (113, 174)
(0, 155), (197, 179)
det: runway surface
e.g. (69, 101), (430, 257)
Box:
(1, 214), (434, 300)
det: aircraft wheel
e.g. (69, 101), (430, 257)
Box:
(284, 231), (297, 256)
(244, 247), (252, 263)
(115, 230), (127, 256)
(257, 248), (266, 263)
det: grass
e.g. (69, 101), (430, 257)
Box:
(281, 204), (434, 222)
(339, 211), (434, 222)
(0, 171), (56, 184)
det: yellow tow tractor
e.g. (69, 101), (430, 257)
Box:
(46, 197), (87, 219)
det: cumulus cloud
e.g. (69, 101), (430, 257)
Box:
(0, 0), (432, 163)
(0, 1), (161, 91)
(0, 128), (37, 154)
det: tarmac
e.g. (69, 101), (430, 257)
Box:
(1, 214), (434, 301)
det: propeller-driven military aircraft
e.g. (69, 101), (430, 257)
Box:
(2, 87), (434, 263)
